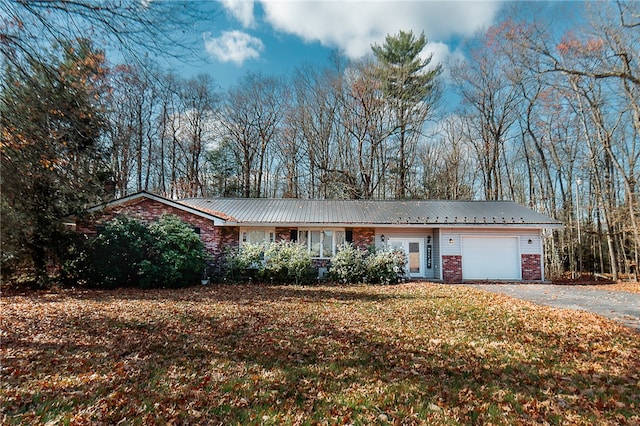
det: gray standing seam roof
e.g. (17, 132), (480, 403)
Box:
(177, 198), (561, 227)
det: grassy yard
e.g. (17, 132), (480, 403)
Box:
(2, 283), (639, 425)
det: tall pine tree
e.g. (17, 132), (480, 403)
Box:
(372, 30), (442, 198)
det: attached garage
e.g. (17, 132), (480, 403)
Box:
(79, 192), (561, 283)
(461, 236), (520, 280)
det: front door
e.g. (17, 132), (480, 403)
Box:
(388, 238), (424, 278)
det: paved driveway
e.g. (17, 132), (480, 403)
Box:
(466, 284), (640, 331)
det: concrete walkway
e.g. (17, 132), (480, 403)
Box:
(466, 284), (640, 331)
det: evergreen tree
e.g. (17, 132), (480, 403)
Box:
(0, 39), (110, 286)
(372, 30), (442, 198)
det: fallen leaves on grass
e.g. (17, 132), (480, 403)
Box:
(1, 284), (639, 425)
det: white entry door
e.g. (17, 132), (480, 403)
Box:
(388, 238), (424, 278)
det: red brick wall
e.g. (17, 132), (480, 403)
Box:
(213, 226), (239, 260)
(352, 228), (374, 250)
(76, 198), (225, 255)
(521, 254), (542, 281)
(442, 255), (463, 283)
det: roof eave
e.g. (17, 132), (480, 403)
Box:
(221, 222), (563, 228)
(85, 191), (228, 225)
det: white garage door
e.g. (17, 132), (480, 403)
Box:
(461, 236), (520, 280)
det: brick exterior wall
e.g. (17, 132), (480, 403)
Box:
(521, 254), (542, 281)
(442, 255), (463, 283)
(352, 228), (374, 250)
(76, 198), (235, 258)
(206, 226), (239, 274)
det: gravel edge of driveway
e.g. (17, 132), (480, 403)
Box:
(464, 283), (640, 332)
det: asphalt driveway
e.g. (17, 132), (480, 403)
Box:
(466, 284), (640, 331)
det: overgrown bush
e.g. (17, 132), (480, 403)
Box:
(139, 215), (208, 288)
(221, 243), (266, 283)
(329, 243), (367, 284)
(70, 215), (150, 288)
(225, 241), (315, 284)
(264, 240), (315, 284)
(364, 248), (407, 284)
(66, 214), (207, 288)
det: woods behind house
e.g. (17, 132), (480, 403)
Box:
(1, 1), (638, 285)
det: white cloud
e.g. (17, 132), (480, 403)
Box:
(422, 41), (450, 70)
(220, 0), (256, 28)
(203, 30), (264, 65)
(260, 1), (501, 59)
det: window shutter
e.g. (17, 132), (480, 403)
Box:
(345, 229), (353, 243)
(290, 229), (298, 242)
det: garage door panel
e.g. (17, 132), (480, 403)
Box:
(462, 237), (520, 280)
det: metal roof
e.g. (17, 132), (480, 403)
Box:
(178, 198), (561, 228)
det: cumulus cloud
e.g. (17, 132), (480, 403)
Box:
(260, 1), (501, 59)
(423, 41), (467, 79)
(220, 0), (255, 28)
(203, 30), (264, 65)
(421, 41), (450, 69)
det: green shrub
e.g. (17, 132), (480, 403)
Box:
(364, 248), (407, 284)
(224, 241), (315, 284)
(264, 240), (315, 284)
(140, 215), (208, 288)
(222, 242), (266, 283)
(236, 242), (267, 270)
(329, 243), (367, 284)
(82, 215), (150, 288)
(67, 214), (207, 288)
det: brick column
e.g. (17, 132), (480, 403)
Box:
(442, 255), (462, 283)
(521, 254), (542, 281)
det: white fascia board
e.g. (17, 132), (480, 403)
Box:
(87, 191), (227, 226)
(217, 222), (562, 229)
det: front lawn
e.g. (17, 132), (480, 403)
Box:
(2, 283), (639, 425)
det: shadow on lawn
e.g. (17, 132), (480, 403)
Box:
(3, 285), (639, 424)
(185, 303), (640, 423)
(30, 283), (439, 304)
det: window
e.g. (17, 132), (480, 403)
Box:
(298, 229), (345, 258)
(240, 228), (275, 245)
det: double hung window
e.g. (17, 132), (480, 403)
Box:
(298, 229), (345, 258)
(240, 228), (275, 245)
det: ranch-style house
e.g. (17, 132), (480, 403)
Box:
(76, 191), (562, 283)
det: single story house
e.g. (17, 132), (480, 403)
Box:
(76, 191), (562, 283)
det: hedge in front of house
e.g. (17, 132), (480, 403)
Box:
(66, 214), (207, 288)
(328, 243), (368, 284)
(363, 247), (408, 284)
(330, 243), (408, 285)
(225, 242), (407, 285)
(223, 241), (316, 285)
(264, 240), (316, 285)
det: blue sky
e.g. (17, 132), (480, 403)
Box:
(166, 0), (509, 89)
(148, 0), (587, 97)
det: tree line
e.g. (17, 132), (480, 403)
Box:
(1, 1), (637, 285)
